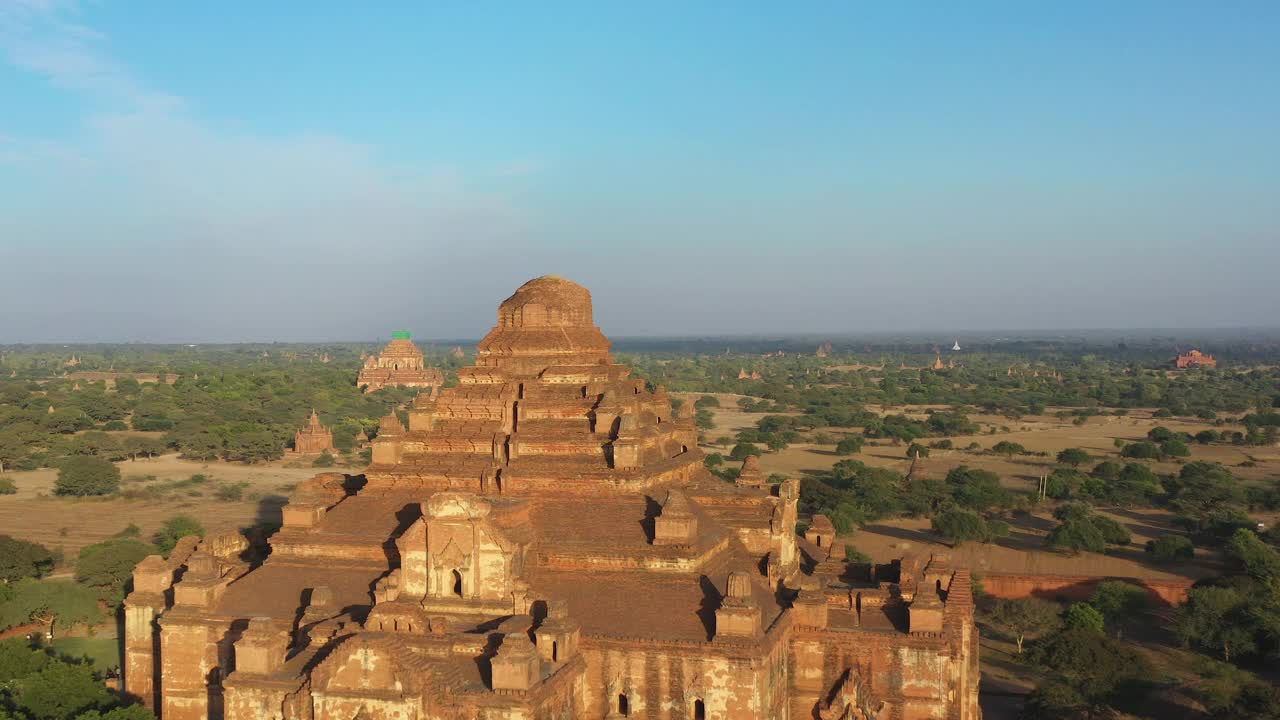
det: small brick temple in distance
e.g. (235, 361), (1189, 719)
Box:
(124, 276), (981, 720)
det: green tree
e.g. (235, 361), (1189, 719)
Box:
(1225, 528), (1280, 583)
(0, 637), (50, 682)
(728, 442), (762, 461)
(151, 515), (204, 555)
(1056, 448), (1091, 467)
(1046, 504), (1128, 553)
(985, 597), (1061, 654)
(54, 457), (120, 496)
(75, 538), (153, 600)
(1026, 627), (1150, 719)
(1062, 602), (1105, 633)
(1121, 441), (1161, 459)
(0, 579), (101, 638)
(834, 437), (864, 456)
(175, 430), (223, 461)
(14, 660), (113, 719)
(1145, 534), (1195, 562)
(1043, 468), (1087, 500)
(1165, 462), (1245, 519)
(991, 440), (1025, 457)
(1161, 438), (1191, 457)
(931, 509), (1003, 546)
(1091, 460), (1121, 480)
(0, 536), (55, 582)
(122, 436), (165, 461)
(1088, 581), (1148, 639)
(0, 430), (31, 473)
(1176, 586), (1257, 662)
(1022, 680), (1087, 720)
(225, 430), (281, 463)
(945, 466), (1011, 512)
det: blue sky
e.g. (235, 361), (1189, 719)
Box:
(1, 1), (1276, 342)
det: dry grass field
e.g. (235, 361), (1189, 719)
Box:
(0, 455), (323, 557)
(683, 392), (1280, 581)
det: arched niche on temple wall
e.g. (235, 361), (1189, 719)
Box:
(393, 492), (520, 603)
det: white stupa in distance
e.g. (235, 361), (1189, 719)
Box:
(952, 340), (961, 351)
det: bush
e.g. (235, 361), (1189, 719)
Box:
(152, 515), (204, 555)
(1062, 602), (1106, 633)
(214, 483), (247, 502)
(1160, 439), (1191, 458)
(1194, 429), (1221, 444)
(1044, 468), (1088, 500)
(991, 440), (1026, 456)
(932, 509), (1005, 546)
(1121, 442), (1161, 459)
(313, 451), (336, 467)
(834, 437), (864, 456)
(1145, 534), (1194, 562)
(945, 466), (1011, 511)
(1046, 504), (1129, 553)
(1091, 461), (1122, 480)
(54, 456), (120, 496)
(0, 477), (15, 495)
(1056, 448), (1092, 467)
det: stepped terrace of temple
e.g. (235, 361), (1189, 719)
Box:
(125, 276), (981, 720)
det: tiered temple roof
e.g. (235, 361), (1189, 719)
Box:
(124, 276), (980, 720)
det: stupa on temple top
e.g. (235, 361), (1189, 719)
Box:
(357, 331), (445, 393)
(124, 276), (980, 720)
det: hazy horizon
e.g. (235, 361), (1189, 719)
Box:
(2, 2), (1277, 343)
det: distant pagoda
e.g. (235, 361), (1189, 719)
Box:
(357, 331), (445, 393)
(1174, 349), (1217, 369)
(287, 410), (334, 456)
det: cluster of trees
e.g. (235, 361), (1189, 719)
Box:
(0, 517), (203, 641)
(0, 639), (154, 720)
(623, 342), (1280, 425)
(800, 461), (1012, 541)
(0, 344), (474, 472)
(1175, 529), (1280, 664)
(1044, 503), (1131, 553)
(986, 578), (1280, 719)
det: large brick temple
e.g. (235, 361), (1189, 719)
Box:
(124, 276), (981, 720)
(358, 332), (446, 393)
